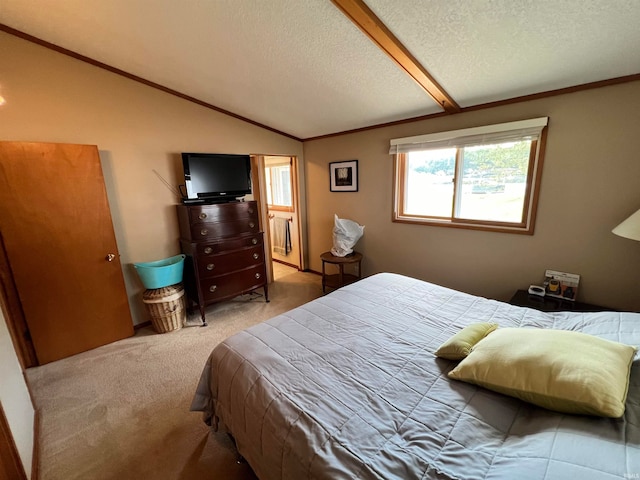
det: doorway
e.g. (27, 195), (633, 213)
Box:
(260, 156), (302, 280)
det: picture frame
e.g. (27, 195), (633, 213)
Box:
(329, 160), (358, 192)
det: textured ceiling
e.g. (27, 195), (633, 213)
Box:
(1, 0), (640, 139)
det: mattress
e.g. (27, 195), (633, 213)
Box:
(191, 273), (640, 479)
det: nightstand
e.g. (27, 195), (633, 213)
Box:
(509, 290), (613, 312)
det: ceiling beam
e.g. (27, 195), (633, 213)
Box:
(331, 0), (460, 113)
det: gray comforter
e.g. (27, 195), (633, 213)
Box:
(191, 273), (640, 479)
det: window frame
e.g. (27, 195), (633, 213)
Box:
(265, 158), (295, 213)
(392, 119), (548, 235)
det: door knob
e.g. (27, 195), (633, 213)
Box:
(106, 253), (116, 262)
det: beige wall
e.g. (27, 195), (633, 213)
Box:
(0, 307), (34, 478)
(304, 81), (640, 312)
(0, 32), (304, 326)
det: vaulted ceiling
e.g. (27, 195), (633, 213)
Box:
(2, 0), (640, 140)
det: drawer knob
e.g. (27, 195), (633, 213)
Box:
(209, 285), (217, 293)
(206, 263), (215, 270)
(204, 247), (212, 254)
(249, 222), (255, 228)
(248, 208), (254, 214)
(251, 238), (258, 245)
(255, 273), (261, 279)
(200, 229), (208, 236)
(252, 253), (259, 260)
(199, 212), (207, 220)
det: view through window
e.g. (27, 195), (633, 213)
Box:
(265, 159), (293, 211)
(405, 141), (532, 222)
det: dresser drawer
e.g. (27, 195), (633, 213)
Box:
(196, 234), (263, 256)
(201, 265), (266, 303)
(177, 202), (259, 241)
(190, 218), (259, 240)
(187, 202), (257, 224)
(196, 245), (264, 278)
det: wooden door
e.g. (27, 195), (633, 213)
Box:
(0, 142), (133, 364)
(0, 403), (27, 480)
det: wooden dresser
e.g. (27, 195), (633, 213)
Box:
(177, 200), (269, 324)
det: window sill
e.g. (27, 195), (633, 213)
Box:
(392, 215), (534, 235)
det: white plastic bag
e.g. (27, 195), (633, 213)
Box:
(331, 214), (364, 257)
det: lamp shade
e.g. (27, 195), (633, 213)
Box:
(612, 208), (640, 241)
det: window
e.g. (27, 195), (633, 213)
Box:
(265, 157), (294, 211)
(391, 118), (548, 234)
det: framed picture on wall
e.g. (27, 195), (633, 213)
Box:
(329, 160), (358, 192)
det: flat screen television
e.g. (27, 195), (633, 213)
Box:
(181, 152), (252, 204)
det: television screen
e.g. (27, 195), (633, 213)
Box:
(182, 153), (252, 202)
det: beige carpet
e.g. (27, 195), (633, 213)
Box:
(26, 264), (322, 480)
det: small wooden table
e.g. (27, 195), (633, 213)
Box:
(320, 251), (363, 293)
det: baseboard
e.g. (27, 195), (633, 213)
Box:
(133, 321), (151, 331)
(273, 259), (299, 270)
(272, 260), (322, 276)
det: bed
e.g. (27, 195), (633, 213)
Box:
(191, 273), (640, 479)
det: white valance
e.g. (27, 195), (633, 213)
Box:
(389, 117), (549, 154)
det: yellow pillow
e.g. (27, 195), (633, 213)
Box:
(448, 328), (637, 418)
(435, 322), (498, 360)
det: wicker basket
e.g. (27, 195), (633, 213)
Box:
(142, 284), (186, 334)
